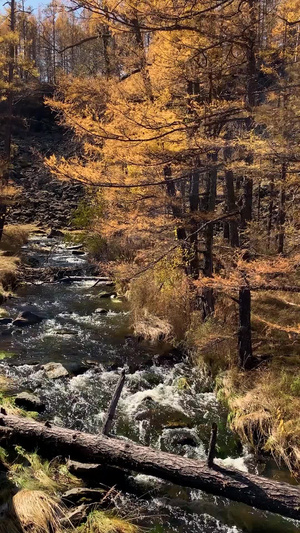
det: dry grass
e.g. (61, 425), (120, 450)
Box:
(1, 224), (35, 254)
(220, 361), (300, 476)
(0, 224), (35, 297)
(129, 255), (191, 342)
(12, 489), (64, 533)
(187, 296), (238, 374)
(74, 511), (138, 533)
(7, 447), (80, 494)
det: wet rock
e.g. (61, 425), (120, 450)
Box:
(1, 328), (13, 336)
(94, 308), (108, 315)
(25, 256), (40, 267)
(99, 291), (117, 299)
(55, 329), (78, 336)
(176, 436), (199, 447)
(42, 362), (69, 379)
(84, 359), (100, 368)
(15, 392), (45, 413)
(153, 347), (184, 367)
(13, 310), (45, 327)
(47, 228), (64, 238)
(62, 487), (104, 506)
(72, 250), (85, 256)
(0, 318), (12, 325)
(64, 362), (89, 376)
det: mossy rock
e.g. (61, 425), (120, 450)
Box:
(0, 351), (16, 361)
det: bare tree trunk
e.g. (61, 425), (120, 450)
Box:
(224, 148), (239, 247)
(202, 152), (218, 317)
(267, 177), (274, 249)
(164, 165), (186, 241)
(0, 413), (299, 520)
(238, 287), (254, 369)
(132, 16), (153, 102)
(277, 162), (287, 254)
(1, 0), (15, 243)
(189, 167), (200, 279)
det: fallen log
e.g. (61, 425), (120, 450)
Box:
(59, 276), (112, 283)
(0, 413), (299, 520)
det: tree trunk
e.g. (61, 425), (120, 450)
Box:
(164, 165), (186, 241)
(267, 177), (274, 249)
(0, 413), (299, 520)
(202, 153), (218, 317)
(0, 204), (7, 243)
(238, 287), (254, 369)
(189, 167), (200, 279)
(277, 162), (287, 254)
(224, 148), (239, 247)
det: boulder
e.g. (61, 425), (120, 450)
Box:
(64, 362), (89, 376)
(42, 362), (69, 379)
(47, 228), (64, 238)
(99, 291), (117, 299)
(15, 392), (45, 413)
(153, 347), (185, 367)
(94, 308), (108, 315)
(13, 310), (45, 327)
(0, 318), (12, 325)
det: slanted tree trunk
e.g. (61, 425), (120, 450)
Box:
(238, 287), (254, 369)
(0, 413), (299, 520)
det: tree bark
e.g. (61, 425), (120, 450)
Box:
(277, 162), (287, 254)
(224, 147), (239, 247)
(238, 287), (254, 369)
(164, 164), (186, 241)
(0, 413), (299, 520)
(202, 153), (218, 316)
(189, 167), (200, 279)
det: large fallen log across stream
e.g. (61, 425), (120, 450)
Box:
(0, 413), (299, 520)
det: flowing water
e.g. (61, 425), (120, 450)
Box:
(0, 235), (299, 533)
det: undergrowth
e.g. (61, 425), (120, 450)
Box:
(72, 510), (138, 533)
(129, 252), (191, 342)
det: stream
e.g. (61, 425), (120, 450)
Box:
(0, 234), (299, 533)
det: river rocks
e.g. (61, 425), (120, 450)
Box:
(13, 310), (46, 327)
(64, 362), (89, 376)
(42, 362), (69, 379)
(15, 392), (45, 413)
(94, 308), (108, 315)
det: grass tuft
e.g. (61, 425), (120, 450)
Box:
(12, 489), (64, 533)
(8, 447), (80, 494)
(73, 510), (139, 533)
